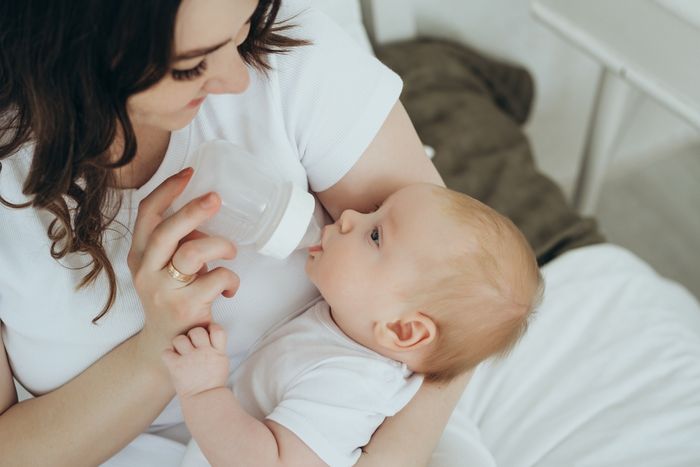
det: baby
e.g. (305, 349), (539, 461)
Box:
(163, 183), (543, 467)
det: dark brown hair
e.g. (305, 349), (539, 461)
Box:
(0, 0), (307, 322)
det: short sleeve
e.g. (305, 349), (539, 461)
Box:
(266, 359), (422, 467)
(273, 2), (403, 192)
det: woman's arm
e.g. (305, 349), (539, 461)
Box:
(0, 170), (239, 466)
(0, 329), (174, 467)
(357, 373), (471, 467)
(0, 327), (18, 415)
(316, 101), (444, 219)
(317, 100), (466, 466)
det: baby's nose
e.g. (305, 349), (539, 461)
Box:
(339, 210), (356, 234)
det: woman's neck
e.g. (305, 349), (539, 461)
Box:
(113, 125), (171, 189)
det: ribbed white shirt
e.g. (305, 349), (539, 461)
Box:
(0, 0), (402, 428)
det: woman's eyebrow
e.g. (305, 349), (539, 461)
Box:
(174, 38), (233, 61)
(173, 9), (256, 61)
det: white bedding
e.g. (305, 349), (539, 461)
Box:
(438, 243), (700, 467)
(105, 243), (700, 466)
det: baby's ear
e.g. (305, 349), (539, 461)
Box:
(374, 311), (436, 352)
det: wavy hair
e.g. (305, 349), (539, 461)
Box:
(0, 0), (307, 322)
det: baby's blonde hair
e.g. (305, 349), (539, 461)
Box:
(405, 186), (543, 383)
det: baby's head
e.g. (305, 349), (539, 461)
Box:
(306, 183), (543, 382)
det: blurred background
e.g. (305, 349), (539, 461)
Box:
(322, 0), (700, 298)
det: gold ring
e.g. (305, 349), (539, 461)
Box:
(166, 260), (196, 284)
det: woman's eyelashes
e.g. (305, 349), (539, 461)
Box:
(171, 59), (208, 81)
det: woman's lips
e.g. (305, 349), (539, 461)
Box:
(187, 96), (206, 108)
(308, 245), (323, 253)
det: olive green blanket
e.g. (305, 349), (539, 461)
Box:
(376, 38), (604, 265)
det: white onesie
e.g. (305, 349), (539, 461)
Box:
(181, 300), (423, 467)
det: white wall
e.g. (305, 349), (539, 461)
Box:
(370, 0), (700, 196)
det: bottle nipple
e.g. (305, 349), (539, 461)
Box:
(297, 215), (322, 250)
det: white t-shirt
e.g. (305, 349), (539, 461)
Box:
(182, 301), (423, 467)
(0, 0), (402, 428)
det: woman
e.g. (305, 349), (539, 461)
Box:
(0, 0), (469, 464)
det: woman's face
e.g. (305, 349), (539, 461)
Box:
(128, 0), (258, 130)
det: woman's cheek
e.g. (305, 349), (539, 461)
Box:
(163, 87), (198, 112)
(145, 79), (201, 114)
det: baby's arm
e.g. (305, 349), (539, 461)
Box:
(162, 325), (327, 467)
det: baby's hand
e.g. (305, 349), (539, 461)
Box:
(162, 324), (230, 399)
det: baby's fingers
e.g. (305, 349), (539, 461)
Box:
(209, 323), (227, 352)
(172, 334), (195, 355)
(187, 327), (211, 349)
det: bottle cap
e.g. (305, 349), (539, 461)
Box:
(257, 183), (316, 259)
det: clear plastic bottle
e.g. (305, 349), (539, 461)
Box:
(171, 140), (322, 260)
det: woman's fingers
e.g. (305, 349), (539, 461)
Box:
(129, 168), (193, 267)
(166, 236), (237, 284)
(179, 231), (212, 275)
(187, 266), (240, 301)
(140, 192), (223, 273)
(128, 170), (241, 342)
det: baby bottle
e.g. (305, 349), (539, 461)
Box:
(171, 140), (322, 260)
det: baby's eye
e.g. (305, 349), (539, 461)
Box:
(370, 227), (381, 246)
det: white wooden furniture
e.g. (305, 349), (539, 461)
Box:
(532, 0), (700, 214)
(310, 0), (418, 50)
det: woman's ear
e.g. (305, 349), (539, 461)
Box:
(374, 311), (436, 352)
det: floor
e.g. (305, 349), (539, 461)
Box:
(594, 142), (700, 300)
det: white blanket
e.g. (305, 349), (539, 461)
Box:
(105, 244), (700, 466)
(437, 243), (700, 467)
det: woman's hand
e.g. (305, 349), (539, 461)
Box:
(128, 168), (239, 352)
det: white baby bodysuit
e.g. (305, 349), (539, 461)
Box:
(182, 300), (423, 467)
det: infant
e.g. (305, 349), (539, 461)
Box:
(163, 182), (543, 467)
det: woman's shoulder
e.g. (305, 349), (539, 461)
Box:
(273, 0), (375, 69)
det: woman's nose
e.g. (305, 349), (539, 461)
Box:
(202, 51), (250, 95)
